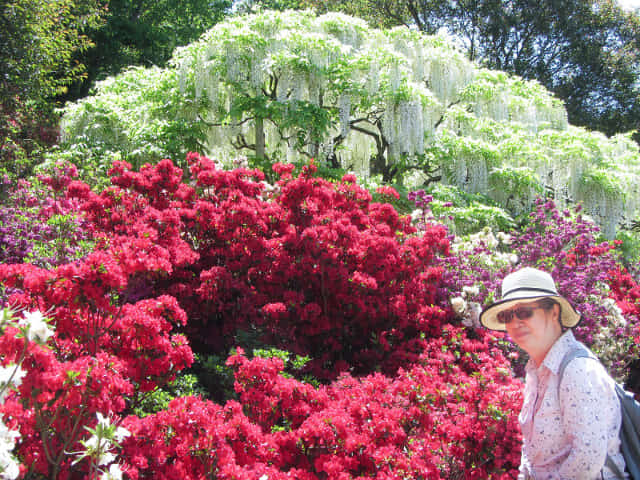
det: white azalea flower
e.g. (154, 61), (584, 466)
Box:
(0, 421), (20, 480)
(100, 463), (124, 480)
(96, 412), (110, 429)
(97, 451), (116, 467)
(0, 365), (25, 389)
(19, 311), (54, 344)
(462, 285), (480, 298)
(497, 232), (512, 244)
(113, 426), (130, 443)
(450, 296), (467, 314)
(82, 434), (101, 452)
(0, 449), (19, 480)
(0, 422), (19, 451)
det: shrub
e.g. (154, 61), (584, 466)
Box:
(120, 327), (523, 480)
(0, 154), (527, 479)
(64, 155), (451, 379)
(0, 168), (94, 270)
(427, 197), (635, 381)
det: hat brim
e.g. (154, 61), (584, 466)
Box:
(480, 291), (581, 331)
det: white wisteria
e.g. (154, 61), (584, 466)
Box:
(59, 9), (640, 237)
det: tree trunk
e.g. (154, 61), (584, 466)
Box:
(255, 116), (265, 159)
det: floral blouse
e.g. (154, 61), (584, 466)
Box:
(518, 330), (627, 480)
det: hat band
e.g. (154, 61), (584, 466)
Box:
(503, 286), (558, 297)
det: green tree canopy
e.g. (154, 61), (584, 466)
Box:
(0, 0), (104, 177)
(0, 0), (103, 104)
(65, 0), (232, 99)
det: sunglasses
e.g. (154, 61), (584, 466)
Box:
(496, 305), (542, 325)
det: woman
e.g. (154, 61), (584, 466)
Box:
(480, 267), (627, 479)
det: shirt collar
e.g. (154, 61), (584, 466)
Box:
(524, 329), (578, 375)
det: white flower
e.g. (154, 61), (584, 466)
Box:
(509, 254), (519, 265)
(95, 413), (130, 442)
(19, 311), (54, 344)
(82, 434), (101, 452)
(0, 422), (19, 451)
(259, 475), (269, 480)
(0, 421), (19, 480)
(497, 232), (512, 245)
(113, 426), (130, 443)
(97, 451), (116, 467)
(450, 296), (467, 314)
(467, 302), (482, 328)
(96, 412), (111, 429)
(0, 449), (19, 480)
(100, 463), (124, 480)
(0, 365), (25, 389)
(410, 209), (423, 223)
(462, 285), (480, 298)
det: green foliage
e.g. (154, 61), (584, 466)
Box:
(40, 145), (122, 189)
(0, 0), (104, 103)
(425, 184), (515, 235)
(132, 373), (208, 417)
(0, 0), (104, 179)
(195, 353), (238, 404)
(65, 0), (232, 99)
(235, 0), (316, 13)
(0, 98), (58, 179)
(252, 347), (316, 385)
(616, 229), (640, 274)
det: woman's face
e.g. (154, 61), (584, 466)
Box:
(501, 301), (562, 362)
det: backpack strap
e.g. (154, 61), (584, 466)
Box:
(557, 346), (626, 480)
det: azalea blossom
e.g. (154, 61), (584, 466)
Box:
(0, 365), (25, 389)
(462, 285), (480, 298)
(450, 296), (467, 314)
(0, 449), (19, 480)
(100, 463), (124, 480)
(19, 311), (54, 344)
(0, 422), (20, 480)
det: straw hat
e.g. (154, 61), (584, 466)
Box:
(480, 267), (581, 331)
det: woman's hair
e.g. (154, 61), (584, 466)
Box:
(537, 297), (563, 326)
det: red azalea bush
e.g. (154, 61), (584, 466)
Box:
(0, 274), (193, 478)
(62, 154), (451, 378)
(0, 154), (528, 479)
(608, 268), (640, 320)
(120, 327), (522, 480)
(607, 267), (640, 390)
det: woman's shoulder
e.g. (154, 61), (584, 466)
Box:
(560, 353), (616, 395)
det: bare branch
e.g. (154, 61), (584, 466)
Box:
(198, 114), (255, 128)
(230, 133), (255, 151)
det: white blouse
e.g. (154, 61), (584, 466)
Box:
(518, 330), (627, 480)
